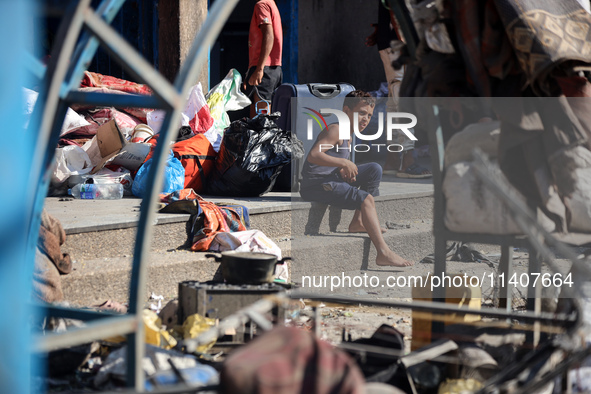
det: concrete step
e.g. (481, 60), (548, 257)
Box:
(54, 193), (433, 262)
(46, 177), (436, 307)
(291, 219), (434, 281)
(61, 220), (434, 307)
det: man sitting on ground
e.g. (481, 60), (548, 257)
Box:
(299, 90), (413, 267)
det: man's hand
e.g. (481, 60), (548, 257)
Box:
(248, 67), (265, 86)
(339, 160), (358, 183)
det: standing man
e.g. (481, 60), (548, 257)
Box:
(243, 0), (283, 118)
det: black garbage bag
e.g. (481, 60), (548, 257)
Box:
(206, 113), (304, 197)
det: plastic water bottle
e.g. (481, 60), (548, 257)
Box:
(69, 183), (124, 200)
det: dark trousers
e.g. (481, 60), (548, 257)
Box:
(299, 163), (382, 210)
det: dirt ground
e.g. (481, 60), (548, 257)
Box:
(302, 303), (414, 350)
(287, 246), (580, 354)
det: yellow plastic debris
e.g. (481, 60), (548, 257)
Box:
(182, 313), (217, 353)
(438, 378), (483, 393)
(143, 309), (177, 349)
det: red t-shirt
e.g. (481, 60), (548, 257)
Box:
(248, 0), (283, 68)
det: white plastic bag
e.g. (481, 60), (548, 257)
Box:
(61, 107), (91, 135)
(207, 230), (281, 258)
(207, 232), (243, 253)
(147, 82), (215, 139)
(23, 87), (90, 133)
(52, 145), (93, 184)
(232, 230), (282, 259)
(207, 229), (288, 282)
(206, 69), (251, 139)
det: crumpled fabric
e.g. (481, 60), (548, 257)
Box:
(72, 87), (153, 122)
(81, 71), (152, 95)
(448, 0), (591, 96)
(190, 197), (247, 251)
(33, 210), (72, 303)
(207, 230), (282, 259)
(160, 188), (200, 205)
(219, 326), (365, 394)
(59, 107), (143, 148)
(158, 188), (201, 215)
(38, 210), (72, 275)
(406, 0), (591, 232)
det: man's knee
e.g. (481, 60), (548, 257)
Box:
(362, 194), (375, 208)
(366, 162), (382, 181)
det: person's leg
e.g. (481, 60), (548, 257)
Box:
(243, 67), (258, 118)
(355, 162), (382, 195)
(301, 180), (412, 266)
(360, 194), (413, 267)
(250, 90), (263, 118)
(348, 163), (386, 233)
(348, 210), (387, 234)
(247, 66), (282, 118)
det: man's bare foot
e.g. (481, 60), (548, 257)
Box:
(376, 250), (414, 267)
(348, 223), (387, 234)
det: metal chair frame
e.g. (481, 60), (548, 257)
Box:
(427, 105), (542, 324)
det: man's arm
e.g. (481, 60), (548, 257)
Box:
(307, 124), (358, 180)
(248, 24), (274, 86)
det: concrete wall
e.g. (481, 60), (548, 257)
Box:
(298, 0), (385, 92)
(180, 0), (208, 88)
(159, 0), (208, 89)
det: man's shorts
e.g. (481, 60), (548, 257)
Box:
(299, 163), (382, 211)
(244, 66), (283, 101)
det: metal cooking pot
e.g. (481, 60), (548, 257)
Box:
(205, 251), (291, 284)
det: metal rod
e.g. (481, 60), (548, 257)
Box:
(183, 298), (276, 353)
(24, 51), (46, 81)
(82, 8), (180, 110)
(520, 346), (591, 393)
(40, 304), (121, 321)
(386, 0), (419, 59)
(33, 315), (137, 352)
(100, 383), (220, 394)
(62, 0), (126, 96)
(167, 358), (188, 385)
(475, 342), (556, 394)
(131, 0), (240, 387)
(65, 90), (165, 109)
(25, 0), (90, 280)
(289, 292), (577, 326)
(245, 310), (273, 332)
(471, 149), (591, 300)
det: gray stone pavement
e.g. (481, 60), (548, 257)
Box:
(44, 173), (434, 235)
(44, 172), (436, 306)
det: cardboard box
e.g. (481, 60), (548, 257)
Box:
(83, 119), (151, 173)
(111, 142), (151, 171)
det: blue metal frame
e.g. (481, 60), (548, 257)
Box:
(0, 3), (37, 392)
(25, 0), (239, 391)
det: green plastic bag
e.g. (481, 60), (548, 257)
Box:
(206, 69), (251, 138)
